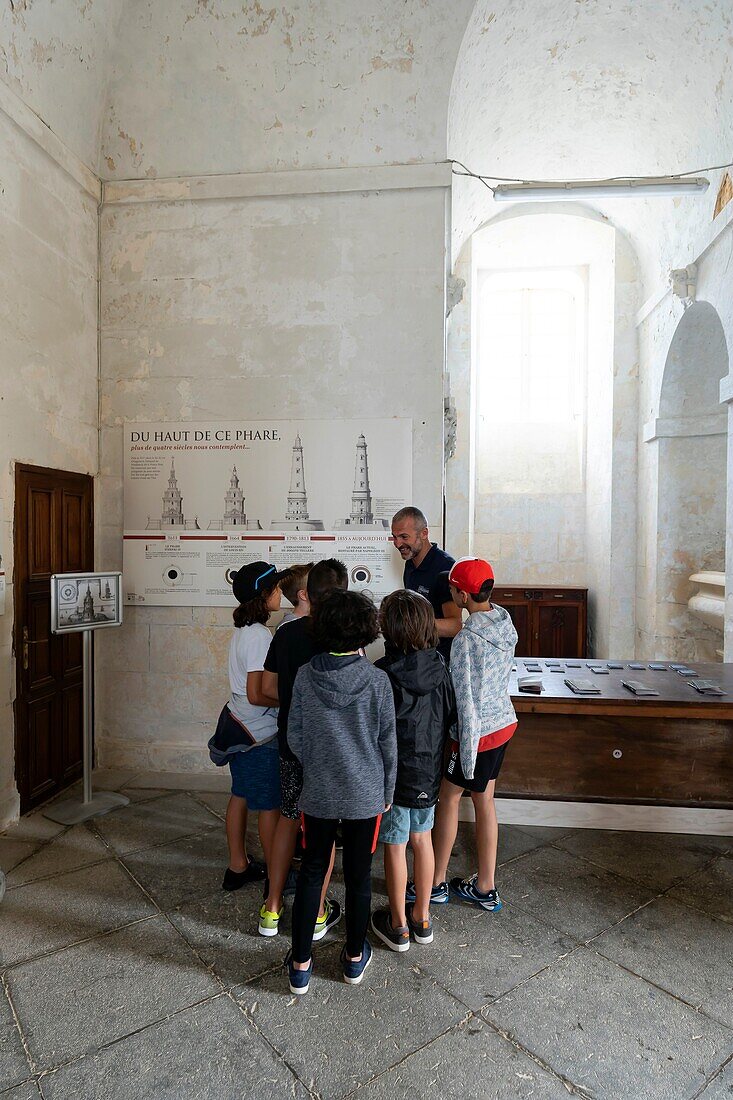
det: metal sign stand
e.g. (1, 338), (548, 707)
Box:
(44, 632), (130, 824)
(44, 572), (129, 825)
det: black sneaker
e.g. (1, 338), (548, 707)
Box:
(222, 860), (266, 891)
(405, 880), (449, 905)
(406, 904), (434, 944)
(370, 907), (410, 952)
(450, 874), (503, 912)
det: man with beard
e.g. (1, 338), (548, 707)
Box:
(390, 507), (462, 663)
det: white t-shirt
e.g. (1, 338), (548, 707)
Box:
(228, 622), (278, 741)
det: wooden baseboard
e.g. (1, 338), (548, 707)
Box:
(458, 796), (733, 836)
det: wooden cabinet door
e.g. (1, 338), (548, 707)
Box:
(492, 588), (532, 656)
(14, 466), (93, 811)
(533, 596), (584, 658)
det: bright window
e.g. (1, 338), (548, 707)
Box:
(476, 267), (586, 494)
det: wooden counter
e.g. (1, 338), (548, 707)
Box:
(501, 660), (733, 809)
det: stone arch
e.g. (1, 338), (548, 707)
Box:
(652, 303), (729, 659)
(658, 302), (728, 423)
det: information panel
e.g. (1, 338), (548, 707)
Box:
(123, 419), (412, 607)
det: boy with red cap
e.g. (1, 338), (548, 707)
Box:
(428, 557), (518, 912)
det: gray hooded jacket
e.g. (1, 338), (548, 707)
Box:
(288, 653), (398, 819)
(450, 607), (518, 779)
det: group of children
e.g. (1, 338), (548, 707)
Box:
(209, 552), (519, 995)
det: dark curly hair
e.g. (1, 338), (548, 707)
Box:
(313, 589), (379, 652)
(233, 591), (270, 628)
(379, 589), (438, 654)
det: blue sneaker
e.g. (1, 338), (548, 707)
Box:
(285, 949), (312, 995)
(450, 875), (503, 912)
(340, 939), (373, 985)
(405, 880), (449, 905)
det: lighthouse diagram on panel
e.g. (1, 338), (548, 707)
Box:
(209, 466), (262, 530)
(335, 434), (388, 529)
(271, 434), (324, 530)
(146, 458), (199, 529)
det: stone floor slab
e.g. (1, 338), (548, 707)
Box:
(191, 791), (230, 819)
(667, 855), (733, 924)
(496, 825), (551, 866)
(0, 1082), (42, 1100)
(92, 793), (220, 856)
(556, 829), (727, 891)
(40, 995), (307, 1100)
(115, 787), (171, 805)
(0, 813), (65, 847)
(0, 837), (37, 876)
(698, 1056), (733, 1098)
(354, 1015), (571, 1100)
(7, 824), (110, 888)
(122, 828), (228, 911)
(485, 948), (733, 1100)
(236, 942), (468, 1100)
(0, 986), (30, 1092)
(169, 886), (300, 989)
(6, 915), (220, 1068)
(595, 896), (733, 1026)
(412, 898), (576, 1011)
(498, 844), (654, 940)
(506, 824), (577, 842)
(0, 860), (156, 967)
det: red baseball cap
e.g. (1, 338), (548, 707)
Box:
(448, 557), (495, 594)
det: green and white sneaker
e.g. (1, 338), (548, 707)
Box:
(258, 904), (283, 937)
(312, 897), (342, 942)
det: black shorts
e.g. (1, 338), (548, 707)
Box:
(445, 743), (507, 793)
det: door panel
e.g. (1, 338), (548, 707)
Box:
(14, 465), (93, 812)
(29, 488), (54, 577)
(62, 491), (85, 571)
(27, 696), (56, 804)
(535, 600), (583, 658)
(27, 591), (54, 688)
(61, 684), (84, 782)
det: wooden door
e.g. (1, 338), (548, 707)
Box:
(14, 466), (93, 811)
(492, 587), (532, 656)
(533, 595), (584, 658)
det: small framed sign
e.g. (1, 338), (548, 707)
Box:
(50, 572), (123, 634)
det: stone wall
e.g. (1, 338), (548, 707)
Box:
(0, 108), (99, 828)
(95, 178), (449, 771)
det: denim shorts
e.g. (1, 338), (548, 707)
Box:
(379, 804), (435, 845)
(228, 738), (281, 811)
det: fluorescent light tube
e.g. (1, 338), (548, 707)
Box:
(493, 177), (710, 202)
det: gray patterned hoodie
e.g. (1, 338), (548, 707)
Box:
(450, 607), (518, 779)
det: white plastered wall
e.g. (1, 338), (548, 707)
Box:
(0, 99), (100, 829)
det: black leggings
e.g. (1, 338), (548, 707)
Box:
(291, 813), (381, 963)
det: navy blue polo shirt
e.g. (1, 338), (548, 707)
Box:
(403, 543), (456, 663)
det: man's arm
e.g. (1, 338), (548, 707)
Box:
(436, 599), (462, 639)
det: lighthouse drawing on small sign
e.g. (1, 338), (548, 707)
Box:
(334, 434), (388, 530)
(271, 434), (324, 530)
